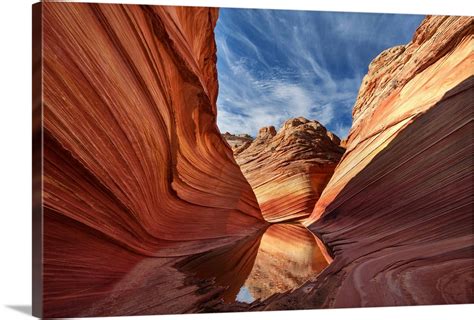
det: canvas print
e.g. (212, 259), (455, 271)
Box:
(32, 1), (474, 318)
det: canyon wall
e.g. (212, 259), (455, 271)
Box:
(297, 15), (473, 308)
(39, 2), (265, 317)
(36, 4), (473, 316)
(235, 117), (345, 222)
(211, 14), (473, 313)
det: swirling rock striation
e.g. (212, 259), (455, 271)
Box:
(235, 117), (345, 222)
(38, 2), (266, 317)
(208, 14), (474, 313)
(311, 16), (474, 225)
(286, 15), (474, 309)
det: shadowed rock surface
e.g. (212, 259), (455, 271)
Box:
(234, 117), (345, 222)
(302, 16), (474, 308)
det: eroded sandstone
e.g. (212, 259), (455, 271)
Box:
(273, 15), (474, 309)
(39, 2), (266, 317)
(207, 14), (474, 313)
(234, 117), (345, 222)
(222, 132), (254, 151)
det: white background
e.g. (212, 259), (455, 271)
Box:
(0, 0), (472, 319)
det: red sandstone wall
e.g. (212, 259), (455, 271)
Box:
(39, 2), (266, 317)
(212, 15), (474, 312)
(300, 15), (473, 308)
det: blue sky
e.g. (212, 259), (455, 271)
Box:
(215, 9), (424, 138)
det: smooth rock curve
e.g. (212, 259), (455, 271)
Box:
(39, 2), (266, 317)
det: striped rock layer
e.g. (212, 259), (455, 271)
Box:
(209, 14), (474, 313)
(222, 132), (254, 151)
(235, 117), (345, 222)
(270, 15), (474, 310)
(38, 2), (266, 317)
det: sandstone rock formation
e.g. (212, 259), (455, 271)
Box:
(240, 15), (473, 310)
(305, 16), (474, 307)
(206, 14), (473, 314)
(35, 3), (473, 316)
(222, 132), (254, 151)
(37, 2), (266, 317)
(234, 117), (345, 222)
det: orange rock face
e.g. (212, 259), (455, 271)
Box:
(34, 3), (473, 316)
(37, 2), (266, 317)
(235, 117), (345, 222)
(298, 16), (473, 308)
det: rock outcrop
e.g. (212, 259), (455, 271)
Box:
(222, 132), (254, 151)
(234, 117), (345, 222)
(308, 16), (474, 307)
(38, 2), (266, 317)
(36, 3), (473, 316)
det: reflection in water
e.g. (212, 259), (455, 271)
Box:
(178, 223), (330, 303)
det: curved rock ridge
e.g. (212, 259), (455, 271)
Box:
(234, 117), (345, 222)
(40, 2), (266, 317)
(349, 16), (474, 150)
(298, 16), (473, 308)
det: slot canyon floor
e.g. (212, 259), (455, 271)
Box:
(177, 222), (331, 305)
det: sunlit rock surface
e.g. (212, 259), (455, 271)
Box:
(39, 2), (266, 317)
(37, 3), (473, 316)
(235, 117), (345, 222)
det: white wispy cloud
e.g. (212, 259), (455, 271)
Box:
(215, 9), (424, 138)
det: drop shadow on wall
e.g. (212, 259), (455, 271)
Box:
(5, 305), (32, 316)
